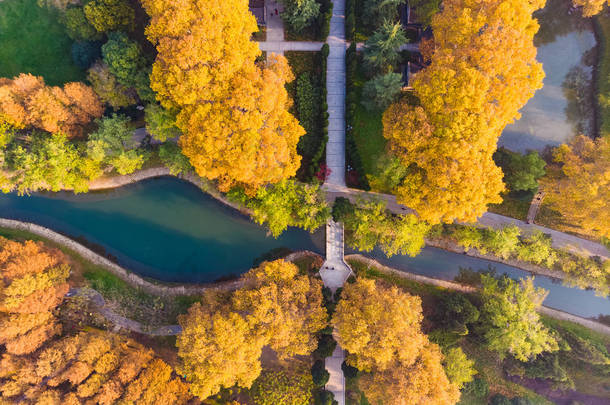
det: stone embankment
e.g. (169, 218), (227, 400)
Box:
(345, 254), (610, 336)
(0, 218), (244, 296)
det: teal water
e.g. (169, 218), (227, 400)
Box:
(0, 177), (608, 318)
(0, 177), (323, 283)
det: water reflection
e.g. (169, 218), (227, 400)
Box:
(499, 1), (596, 152)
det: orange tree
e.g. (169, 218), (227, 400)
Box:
(142, 0), (304, 193)
(383, 0), (545, 223)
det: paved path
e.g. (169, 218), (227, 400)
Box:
(70, 288), (181, 336)
(324, 185), (610, 260)
(319, 1), (348, 404)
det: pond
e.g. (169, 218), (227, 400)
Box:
(1, 176), (608, 318)
(499, 0), (597, 152)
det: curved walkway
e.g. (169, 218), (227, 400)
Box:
(71, 287), (181, 336)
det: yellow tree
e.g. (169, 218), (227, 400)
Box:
(232, 260), (327, 358)
(332, 278), (427, 371)
(142, 0), (304, 192)
(573, 0), (608, 16)
(176, 294), (265, 398)
(383, 0), (545, 223)
(0, 238), (69, 355)
(360, 343), (460, 405)
(543, 135), (610, 238)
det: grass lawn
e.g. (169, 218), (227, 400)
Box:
(488, 193), (531, 221)
(349, 59), (387, 189)
(0, 0), (85, 85)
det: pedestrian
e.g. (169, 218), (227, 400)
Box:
(275, 8), (278, 15)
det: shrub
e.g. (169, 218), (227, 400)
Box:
(490, 394), (513, 405)
(251, 370), (314, 405)
(463, 377), (489, 399)
(159, 143), (192, 175)
(311, 360), (330, 387)
(71, 41), (102, 69)
(296, 72), (321, 156)
(341, 360), (358, 378)
(516, 231), (557, 267)
(314, 334), (337, 358)
(314, 389), (337, 405)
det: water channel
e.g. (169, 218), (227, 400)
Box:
(1, 177), (608, 318)
(499, 0), (598, 152)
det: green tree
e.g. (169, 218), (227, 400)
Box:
(516, 231), (557, 267)
(84, 0), (135, 33)
(335, 198), (429, 257)
(251, 369), (314, 405)
(483, 225), (521, 260)
(361, 73), (403, 111)
(87, 62), (137, 109)
(159, 143), (192, 175)
(493, 147), (546, 192)
(231, 180), (330, 237)
(281, 0), (320, 33)
(87, 114), (146, 175)
(144, 104), (181, 142)
(363, 21), (407, 74)
(101, 32), (147, 89)
(409, 0), (441, 27)
(63, 7), (102, 40)
(363, 0), (404, 28)
(443, 347), (477, 389)
(480, 274), (558, 361)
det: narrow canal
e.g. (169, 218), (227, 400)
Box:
(1, 177), (608, 318)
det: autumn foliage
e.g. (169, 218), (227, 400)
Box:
(332, 279), (460, 404)
(0, 74), (103, 137)
(177, 259), (327, 398)
(0, 238), (69, 356)
(543, 135), (610, 239)
(383, 0), (545, 223)
(573, 0), (608, 16)
(142, 0), (304, 193)
(0, 330), (191, 404)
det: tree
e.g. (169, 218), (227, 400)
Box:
(332, 278), (427, 372)
(480, 274), (558, 361)
(231, 179), (330, 237)
(361, 73), (403, 111)
(543, 135), (610, 238)
(101, 32), (148, 89)
(493, 147), (546, 192)
(87, 114), (146, 175)
(144, 103), (181, 142)
(143, 0), (304, 193)
(443, 347), (477, 389)
(281, 0), (320, 32)
(0, 74), (103, 137)
(232, 260), (327, 358)
(159, 142), (192, 175)
(334, 198), (429, 257)
(176, 295), (265, 398)
(409, 0), (441, 27)
(83, 0), (135, 32)
(383, 0), (544, 224)
(573, 0), (609, 16)
(0, 238), (69, 356)
(87, 61), (137, 109)
(359, 343), (460, 405)
(71, 41), (102, 69)
(311, 360), (330, 387)
(516, 231), (557, 267)
(363, 0), (404, 28)
(63, 7), (102, 41)
(363, 21), (406, 74)
(251, 369), (314, 405)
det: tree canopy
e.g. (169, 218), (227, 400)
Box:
(543, 135), (610, 238)
(142, 0), (304, 193)
(573, 0), (609, 16)
(480, 274), (558, 362)
(83, 0), (135, 33)
(383, 0), (545, 223)
(0, 74), (103, 138)
(493, 147), (546, 192)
